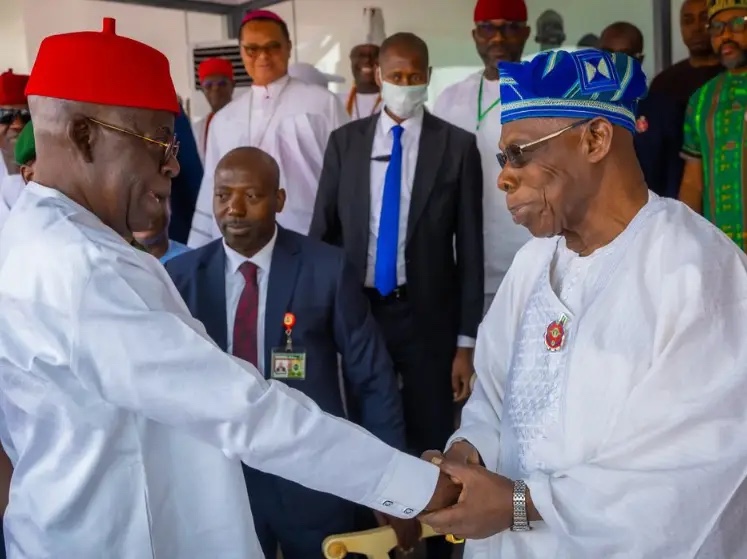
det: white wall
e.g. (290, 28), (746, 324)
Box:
(0, 0), (30, 73)
(14, 0), (225, 99)
(270, 0), (661, 92)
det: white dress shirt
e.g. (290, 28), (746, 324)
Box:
(367, 107), (474, 348)
(366, 107), (422, 289)
(223, 227), (277, 373)
(0, 183), (440, 559)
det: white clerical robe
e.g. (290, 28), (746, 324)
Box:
(192, 114), (209, 162)
(188, 75), (348, 247)
(0, 173), (24, 230)
(0, 182), (439, 559)
(433, 72), (531, 303)
(452, 194), (747, 558)
(338, 89), (382, 120)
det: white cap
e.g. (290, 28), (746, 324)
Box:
(353, 7), (386, 48)
(288, 63), (345, 89)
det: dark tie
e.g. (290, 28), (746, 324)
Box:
(374, 124), (404, 295)
(232, 261), (259, 366)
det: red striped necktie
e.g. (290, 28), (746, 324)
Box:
(232, 261), (259, 366)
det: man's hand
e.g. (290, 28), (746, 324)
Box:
(373, 511), (422, 553)
(452, 348), (474, 402)
(420, 460), (514, 540)
(422, 440), (481, 468)
(423, 470), (461, 513)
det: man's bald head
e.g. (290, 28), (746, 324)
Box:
(380, 32), (429, 67)
(215, 146), (280, 190)
(600, 22), (644, 59)
(213, 146), (285, 257)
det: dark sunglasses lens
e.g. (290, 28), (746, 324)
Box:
(496, 152), (508, 167)
(506, 144), (526, 167)
(708, 22), (724, 36)
(0, 110), (31, 126)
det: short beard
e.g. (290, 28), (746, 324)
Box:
(722, 48), (747, 69)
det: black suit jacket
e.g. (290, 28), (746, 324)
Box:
(634, 91), (685, 199)
(309, 111), (484, 344)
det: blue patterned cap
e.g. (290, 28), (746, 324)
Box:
(499, 49), (647, 133)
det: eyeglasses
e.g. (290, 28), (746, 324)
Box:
(708, 16), (747, 36)
(475, 21), (527, 39)
(496, 119), (591, 168)
(0, 108), (31, 126)
(87, 117), (179, 165)
(201, 78), (231, 89)
(241, 41), (284, 59)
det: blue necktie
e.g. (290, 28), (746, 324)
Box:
(375, 124), (404, 296)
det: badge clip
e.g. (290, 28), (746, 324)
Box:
(283, 312), (296, 351)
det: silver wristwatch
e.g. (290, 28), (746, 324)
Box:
(511, 479), (532, 532)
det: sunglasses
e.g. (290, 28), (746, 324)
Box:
(0, 108), (31, 126)
(497, 119), (591, 168)
(708, 16), (747, 36)
(201, 78), (231, 89)
(475, 21), (527, 39)
(87, 117), (179, 166)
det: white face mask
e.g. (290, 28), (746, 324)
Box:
(378, 69), (429, 119)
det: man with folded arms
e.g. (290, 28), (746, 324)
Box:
(0, 18), (457, 558)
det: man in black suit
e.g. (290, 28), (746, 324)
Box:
(309, 31), (484, 559)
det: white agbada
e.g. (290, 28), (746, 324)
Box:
(188, 75), (348, 247)
(433, 72), (531, 299)
(0, 182), (440, 559)
(451, 194), (747, 558)
(0, 173), (24, 230)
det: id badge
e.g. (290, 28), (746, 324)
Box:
(270, 347), (306, 380)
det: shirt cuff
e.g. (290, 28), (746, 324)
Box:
(446, 427), (500, 472)
(365, 451), (440, 518)
(457, 336), (476, 348)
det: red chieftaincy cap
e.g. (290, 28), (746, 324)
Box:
(241, 9), (286, 26)
(474, 0), (528, 22)
(26, 17), (179, 114)
(198, 58), (234, 82)
(0, 70), (29, 106)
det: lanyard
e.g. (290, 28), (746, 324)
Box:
(476, 76), (501, 131)
(248, 78), (291, 147)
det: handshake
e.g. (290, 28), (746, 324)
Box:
(379, 441), (534, 551)
(420, 440), (522, 540)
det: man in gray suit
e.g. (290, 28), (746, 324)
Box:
(310, 31), (484, 559)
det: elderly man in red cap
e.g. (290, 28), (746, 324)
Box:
(0, 70), (30, 180)
(188, 9), (349, 247)
(0, 17), (459, 559)
(193, 57), (234, 161)
(433, 0), (532, 316)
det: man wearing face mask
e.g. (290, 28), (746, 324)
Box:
(433, 0), (532, 315)
(680, 0), (747, 250)
(310, 32), (483, 559)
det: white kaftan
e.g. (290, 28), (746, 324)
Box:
(0, 173), (24, 231)
(338, 90), (382, 120)
(433, 72), (531, 306)
(452, 194), (747, 558)
(188, 75), (348, 247)
(0, 182), (440, 559)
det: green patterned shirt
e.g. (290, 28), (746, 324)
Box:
(683, 72), (747, 251)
